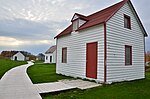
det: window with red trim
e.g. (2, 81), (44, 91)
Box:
(62, 47), (67, 63)
(124, 14), (131, 29)
(125, 45), (132, 65)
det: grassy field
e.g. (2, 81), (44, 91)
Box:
(33, 60), (44, 64)
(27, 63), (72, 84)
(42, 72), (150, 99)
(27, 63), (150, 99)
(0, 58), (27, 79)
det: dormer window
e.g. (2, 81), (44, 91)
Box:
(71, 13), (88, 31)
(73, 19), (79, 31)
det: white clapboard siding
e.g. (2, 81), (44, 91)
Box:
(12, 52), (25, 61)
(56, 24), (104, 82)
(53, 50), (56, 63)
(44, 51), (56, 63)
(106, 2), (145, 83)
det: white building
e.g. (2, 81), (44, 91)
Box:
(12, 52), (25, 61)
(55, 0), (148, 84)
(44, 45), (56, 63)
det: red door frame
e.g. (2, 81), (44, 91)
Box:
(104, 22), (107, 83)
(86, 42), (98, 79)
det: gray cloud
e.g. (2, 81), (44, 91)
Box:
(131, 0), (150, 51)
(0, 0), (149, 54)
(0, 18), (69, 40)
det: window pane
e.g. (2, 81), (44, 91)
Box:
(124, 18), (128, 28)
(73, 20), (78, 31)
(125, 47), (130, 65)
(62, 48), (67, 63)
(125, 46), (132, 65)
(124, 15), (131, 29)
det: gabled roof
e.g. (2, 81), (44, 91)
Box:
(13, 51), (30, 57)
(45, 45), (56, 54)
(71, 13), (88, 22)
(13, 51), (22, 56)
(55, 25), (72, 39)
(55, 0), (147, 38)
(10, 51), (18, 57)
(37, 53), (45, 57)
(19, 51), (30, 57)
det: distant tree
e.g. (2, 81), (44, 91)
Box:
(29, 55), (36, 61)
(0, 50), (34, 60)
(0, 51), (17, 58)
(146, 51), (150, 62)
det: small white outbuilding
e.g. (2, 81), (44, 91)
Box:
(44, 45), (56, 63)
(12, 52), (25, 61)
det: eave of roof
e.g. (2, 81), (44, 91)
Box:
(54, 25), (72, 38)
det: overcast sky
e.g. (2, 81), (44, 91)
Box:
(0, 0), (149, 55)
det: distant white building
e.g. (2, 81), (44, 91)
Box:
(44, 45), (56, 63)
(36, 53), (45, 61)
(11, 52), (25, 61)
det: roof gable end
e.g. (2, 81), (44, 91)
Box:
(13, 52), (25, 57)
(126, 1), (147, 37)
(71, 13), (88, 22)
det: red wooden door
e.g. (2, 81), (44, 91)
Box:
(86, 42), (98, 79)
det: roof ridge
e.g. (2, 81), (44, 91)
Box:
(87, 0), (125, 19)
(78, 0), (128, 30)
(75, 13), (87, 17)
(71, 13), (88, 22)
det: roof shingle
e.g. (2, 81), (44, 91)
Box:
(45, 45), (56, 54)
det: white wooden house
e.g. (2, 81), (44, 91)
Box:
(55, 0), (148, 84)
(44, 45), (56, 63)
(11, 52), (25, 61)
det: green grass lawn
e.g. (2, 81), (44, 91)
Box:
(33, 60), (44, 64)
(27, 63), (150, 99)
(27, 63), (72, 84)
(0, 58), (27, 79)
(42, 72), (150, 99)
